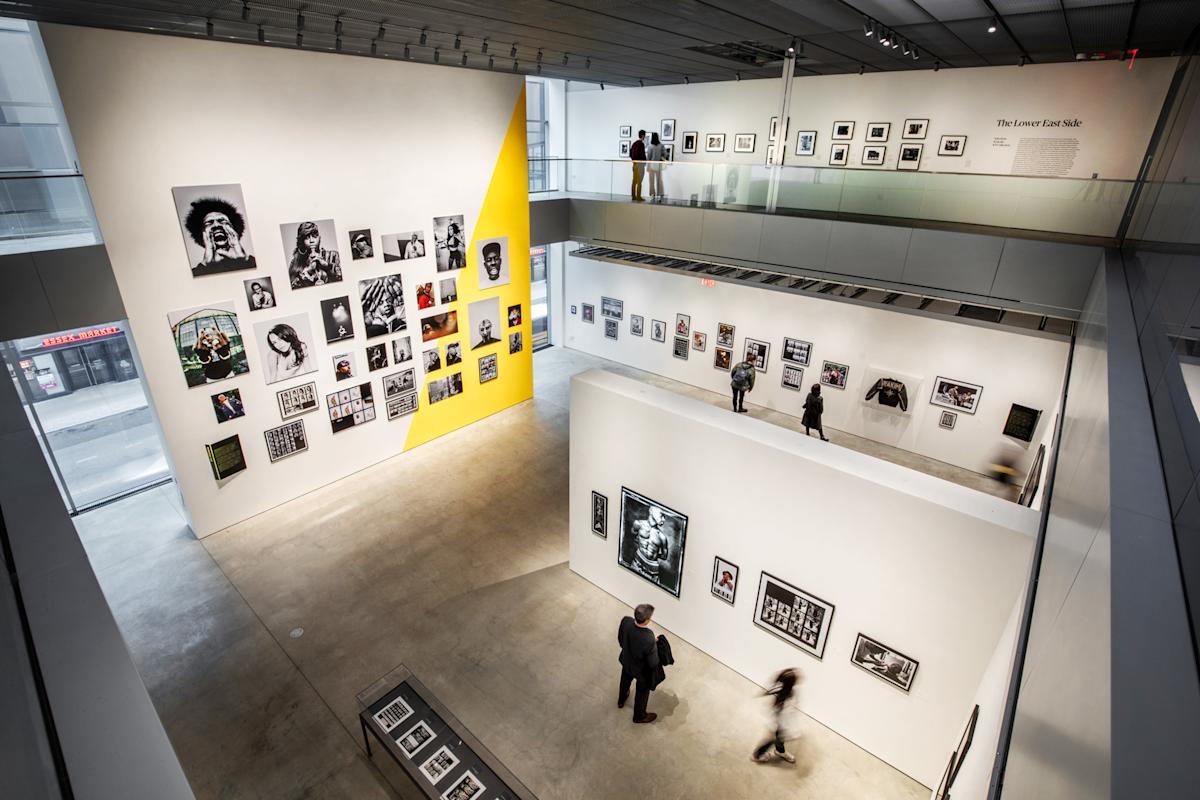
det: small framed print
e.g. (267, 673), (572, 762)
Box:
(769, 116), (780, 141)
(582, 303), (594, 323)
(478, 353), (498, 383)
(897, 143), (923, 171)
(630, 315), (644, 336)
(733, 133), (756, 153)
(211, 387), (245, 423)
(664, 143), (674, 161)
(263, 419), (307, 463)
(903, 118), (929, 140)
(765, 145), (775, 164)
(675, 313), (691, 337)
(619, 140), (631, 158)
(661, 118), (676, 142)
(829, 144), (849, 166)
(371, 695), (414, 734)
(570, 304), (577, 315)
(781, 337), (811, 366)
(931, 376), (983, 414)
(831, 121), (855, 140)
(387, 392), (419, 420)
(862, 146), (886, 166)
(692, 331), (707, 352)
(619, 124), (632, 138)
(419, 745), (460, 785)
(716, 322), (735, 348)
(705, 133), (725, 152)
(795, 130), (817, 157)
(939, 409), (957, 430)
(744, 338), (770, 372)
(781, 365), (804, 391)
(850, 633), (919, 692)
(604, 319), (619, 340)
(396, 720), (436, 759)
(865, 122), (891, 142)
(277, 381), (319, 420)
(592, 490), (607, 538)
(713, 347), (732, 370)
(672, 336), (690, 360)
(651, 319), (667, 342)
(1003, 403), (1041, 442)
(711, 556), (739, 605)
(681, 131), (698, 153)
(821, 360), (849, 389)
(440, 770), (485, 800)
(939, 134), (967, 156)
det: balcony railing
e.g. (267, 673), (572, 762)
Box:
(0, 174), (103, 255)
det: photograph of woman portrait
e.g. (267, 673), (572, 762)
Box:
(254, 313), (319, 385)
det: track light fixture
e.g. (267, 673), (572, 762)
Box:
(206, 18), (213, 36)
(586, 57), (591, 69)
(912, 46), (919, 61)
(371, 39), (377, 55)
(537, 49), (543, 63)
(419, 29), (427, 46)
(482, 39), (488, 54)
(891, 36), (899, 50)
(513, 60), (519, 72)
(335, 36), (342, 51)
(859, 64), (865, 75)
(296, 31), (303, 46)
(511, 43), (517, 58)
(684, 75), (690, 84)
(987, 17), (997, 34)
(639, 78), (644, 87)
(454, 35), (461, 50)
(462, 52), (468, 66)
(242, 2), (249, 21)
(489, 55), (494, 69)
(404, 43), (410, 59)
(296, 12), (303, 31)
(1019, 55), (1026, 66)
(864, 17), (873, 37)
(536, 63), (542, 75)
(378, 24), (385, 40)
(933, 60), (940, 72)
(879, 30), (890, 47)
(334, 17), (342, 36)
(600, 82), (605, 90)
(257, 24), (264, 42)
(735, 71), (741, 81)
(563, 53), (569, 65)
(787, 38), (796, 54)
(433, 48), (440, 63)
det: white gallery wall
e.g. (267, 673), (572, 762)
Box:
(563, 250), (1070, 478)
(43, 25), (528, 536)
(567, 58), (1175, 178)
(570, 369), (1036, 787)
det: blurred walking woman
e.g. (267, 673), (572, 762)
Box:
(751, 668), (800, 764)
(802, 384), (829, 441)
(645, 132), (666, 200)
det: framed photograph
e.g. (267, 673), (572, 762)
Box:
(440, 277), (459, 304)
(897, 143), (923, 171)
(765, 145), (775, 164)
(681, 131), (698, 154)
(795, 130), (817, 157)
(705, 133), (725, 152)
(332, 352), (356, 382)
(243, 276), (276, 311)
(831, 121), (855, 140)
(661, 118), (676, 141)
(211, 388), (245, 423)
(507, 304), (522, 327)
(392, 336), (413, 364)
(168, 301), (250, 388)
(781, 337), (811, 366)
(1003, 404), (1041, 442)
(396, 720), (436, 759)
(939, 134), (967, 156)
(444, 341), (462, 367)
(427, 372), (464, 405)
(744, 338), (770, 372)
(605, 319), (619, 340)
(358, 274), (406, 337)
(939, 410), (957, 430)
(630, 315), (644, 337)
(716, 322), (735, 348)
(172, 183), (258, 277)
(672, 336), (690, 360)
(619, 124), (632, 138)
(692, 331), (707, 352)
(850, 633), (919, 692)
(582, 304), (595, 323)
(651, 319), (667, 342)
(326, 381), (375, 434)
(865, 122), (891, 142)
(386, 392), (418, 420)
(440, 770), (485, 800)
(781, 365), (804, 391)
(821, 360), (849, 389)
(753, 571), (835, 659)
(263, 419), (308, 463)
(348, 229), (373, 260)
(478, 353), (498, 383)
(277, 381), (318, 420)
(570, 305), (577, 315)
(279, 219), (342, 288)
(419, 745), (460, 785)
(365, 343), (388, 372)
(383, 369), (416, 398)
(619, 140), (631, 158)
(664, 144), (674, 161)
(476, 235), (510, 288)
(829, 144), (849, 166)
(509, 331), (523, 354)
(931, 376), (983, 414)
(205, 434), (246, 481)
(733, 133), (756, 153)
(371, 695), (414, 734)
(862, 146), (886, 166)
(601, 296), (624, 320)
(713, 347), (732, 371)
(950, 705), (981, 785)
(467, 296), (502, 349)
(592, 490), (607, 537)
(381, 230), (426, 262)
(431, 214), (466, 272)
(675, 313), (691, 337)
(903, 118), (929, 140)
(420, 311), (459, 343)
(423, 347), (442, 374)
(769, 116), (780, 141)
(711, 556), (739, 605)
(617, 487), (688, 597)
(320, 296), (355, 343)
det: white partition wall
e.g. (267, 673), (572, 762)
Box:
(569, 369), (1035, 787)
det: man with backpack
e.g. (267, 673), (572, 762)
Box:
(730, 352), (757, 412)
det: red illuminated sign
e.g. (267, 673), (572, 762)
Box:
(701, 278), (716, 287)
(530, 246), (547, 256)
(41, 326), (121, 348)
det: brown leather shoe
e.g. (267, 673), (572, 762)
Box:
(633, 713), (658, 724)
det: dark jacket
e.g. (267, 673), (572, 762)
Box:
(802, 392), (824, 428)
(650, 634), (675, 690)
(730, 360), (756, 391)
(629, 138), (646, 161)
(617, 616), (659, 683)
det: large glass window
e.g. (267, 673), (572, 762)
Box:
(530, 246), (550, 349)
(527, 79), (548, 192)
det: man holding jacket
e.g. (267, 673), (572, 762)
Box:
(617, 603), (660, 723)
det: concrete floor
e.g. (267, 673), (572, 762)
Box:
(75, 347), (948, 800)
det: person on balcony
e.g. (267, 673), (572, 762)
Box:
(646, 132), (666, 201)
(629, 129), (647, 202)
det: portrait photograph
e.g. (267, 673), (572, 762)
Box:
(850, 633), (919, 692)
(507, 303), (522, 327)
(591, 490), (607, 538)
(733, 133), (756, 153)
(651, 319), (666, 342)
(829, 144), (849, 166)
(821, 360), (850, 389)
(619, 124), (632, 138)
(276, 381), (318, 419)
(326, 381), (375, 434)
(897, 143), (924, 171)
(332, 352), (356, 382)
(753, 571), (835, 658)
(420, 311), (459, 343)
(365, 342), (388, 372)
(348, 229), (374, 260)
(509, 331), (523, 353)
(711, 556), (739, 605)
(263, 419), (308, 463)
(617, 487), (688, 598)
(382, 230), (426, 262)
(661, 118), (675, 141)
(705, 133), (725, 152)
(467, 296), (502, 349)
(744, 338), (770, 372)
(903, 118), (929, 140)
(416, 282), (435, 310)
(386, 392), (418, 420)
(931, 376), (983, 414)
(477, 236), (511, 288)
(172, 183), (257, 277)
(716, 322), (735, 347)
(630, 315), (644, 336)
(432, 214), (467, 272)
(795, 130), (817, 157)
(359, 273), (407, 337)
(478, 352), (498, 383)
(672, 336), (689, 360)
(781, 337), (812, 366)
(391, 335), (413, 364)
(243, 276), (276, 311)
(781, 365), (804, 391)
(445, 340), (462, 366)
(168, 300), (250, 388)
(210, 387), (245, 423)
(692, 331), (706, 352)
(280, 219), (343, 288)
(600, 296), (624, 320)
(832, 121), (855, 140)
(675, 313), (691, 337)
(681, 131), (698, 154)
(713, 347), (732, 370)
(423, 347), (442, 373)
(664, 144), (674, 162)
(582, 304), (595, 323)
(440, 277), (458, 304)
(605, 319), (618, 340)
(320, 296), (355, 343)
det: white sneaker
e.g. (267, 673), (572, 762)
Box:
(778, 753), (796, 764)
(751, 752), (772, 763)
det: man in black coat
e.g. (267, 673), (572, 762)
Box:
(617, 603), (660, 723)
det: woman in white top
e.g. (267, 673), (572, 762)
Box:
(264, 323), (310, 383)
(645, 132), (666, 201)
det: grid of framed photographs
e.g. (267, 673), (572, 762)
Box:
(781, 337), (811, 366)
(753, 571), (834, 659)
(744, 338), (770, 372)
(672, 336), (690, 360)
(781, 365), (804, 391)
(263, 419), (307, 462)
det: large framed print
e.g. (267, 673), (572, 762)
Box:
(467, 296), (501, 349)
(477, 236), (510, 288)
(821, 360), (849, 389)
(850, 633), (919, 692)
(672, 336), (689, 360)
(277, 381), (318, 419)
(326, 382), (376, 433)
(172, 184), (258, 276)
(263, 420), (308, 463)
(168, 301), (250, 388)
(617, 487), (688, 597)
(716, 322), (735, 348)
(753, 571), (834, 659)
(744, 338), (769, 372)
(711, 556), (739, 605)
(781, 337), (811, 366)
(600, 296), (624, 320)
(591, 490), (607, 538)
(359, 274), (407, 337)
(386, 392), (419, 420)
(931, 376), (983, 414)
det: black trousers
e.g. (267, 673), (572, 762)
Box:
(753, 726), (786, 757)
(732, 388), (746, 410)
(618, 668), (651, 720)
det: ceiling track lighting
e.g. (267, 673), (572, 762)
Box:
(461, 52), (468, 66)
(482, 39), (488, 54)
(879, 30), (890, 47)
(242, 2), (249, 21)
(404, 43), (410, 59)
(296, 31), (303, 46)
(638, 78), (644, 87)
(735, 71), (741, 81)
(684, 75), (690, 84)
(863, 16), (873, 38)
(378, 24), (385, 40)
(536, 63), (542, 75)
(488, 55), (494, 69)
(335, 36), (342, 51)
(296, 12), (304, 31)
(586, 57), (591, 69)
(858, 64), (865, 75)
(600, 82), (605, 90)
(902, 40), (910, 56)
(536, 49), (543, 63)
(257, 24), (264, 42)
(891, 36), (900, 50)
(510, 43), (517, 58)
(419, 29), (427, 46)
(787, 37), (796, 54)
(513, 60), (519, 72)
(1019, 55), (1026, 67)
(454, 35), (461, 50)
(562, 53), (569, 66)
(933, 60), (940, 72)
(912, 46), (919, 61)
(370, 39), (377, 55)
(433, 48), (440, 63)
(987, 17), (997, 34)
(206, 18), (214, 36)
(334, 17), (342, 36)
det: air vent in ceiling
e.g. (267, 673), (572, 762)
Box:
(685, 41), (787, 67)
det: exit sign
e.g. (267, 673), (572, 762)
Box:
(701, 278), (716, 287)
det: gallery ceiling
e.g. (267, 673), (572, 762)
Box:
(16, 1), (1200, 86)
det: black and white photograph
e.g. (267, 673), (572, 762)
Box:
(440, 769), (485, 800)
(168, 301), (250, 388)
(821, 360), (849, 389)
(765, 145), (776, 165)
(427, 372), (464, 405)
(618, 140), (631, 158)
(172, 183), (258, 277)
(365, 342), (388, 372)
(711, 556), (739, 605)
(781, 365), (804, 391)
(781, 337), (812, 366)
(865, 122), (891, 142)
(432, 214), (467, 272)
(716, 322), (735, 348)
(423, 347), (442, 374)
(592, 490), (607, 537)
(714, 347), (732, 370)
(850, 633), (919, 692)
(605, 319), (618, 340)
(897, 143), (923, 171)
(384, 368), (416, 398)
(661, 118), (675, 141)
(205, 434), (246, 481)
(386, 392), (418, 420)
(326, 382), (375, 434)
(332, 352), (356, 382)
(744, 338), (770, 372)
(359, 274), (407, 338)
(508, 304), (522, 327)
(600, 296), (624, 320)
(478, 353), (498, 383)
(382, 230), (427, 262)
(319, 296), (355, 343)
(903, 118), (929, 139)
(862, 146), (886, 166)
(692, 331), (706, 352)
(769, 115), (780, 141)
(681, 131), (698, 153)
(664, 144), (674, 161)
(243, 277), (276, 311)
(277, 381), (318, 419)
(651, 319), (666, 342)
(705, 133), (725, 152)
(349, 229), (374, 260)
(617, 487), (688, 598)
(396, 719), (435, 759)
(831, 121), (855, 140)
(675, 313), (691, 337)
(250, 318), (313, 389)
(733, 133), (756, 153)
(419, 745), (460, 785)
(630, 315), (644, 336)
(795, 130), (817, 157)
(753, 571), (835, 658)
(938, 134), (967, 156)
(829, 144), (849, 166)
(445, 340), (462, 366)
(939, 409), (957, 430)
(477, 236), (510, 288)
(619, 124), (632, 138)
(582, 304), (594, 323)
(371, 695), (414, 734)
(468, 296), (502, 349)
(210, 388), (245, 422)
(509, 331), (523, 354)
(931, 376), (983, 413)
(263, 419), (308, 463)
(280, 219), (343, 288)
(440, 277), (458, 304)
(392, 335), (413, 364)
(420, 311), (459, 343)
(672, 336), (689, 360)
